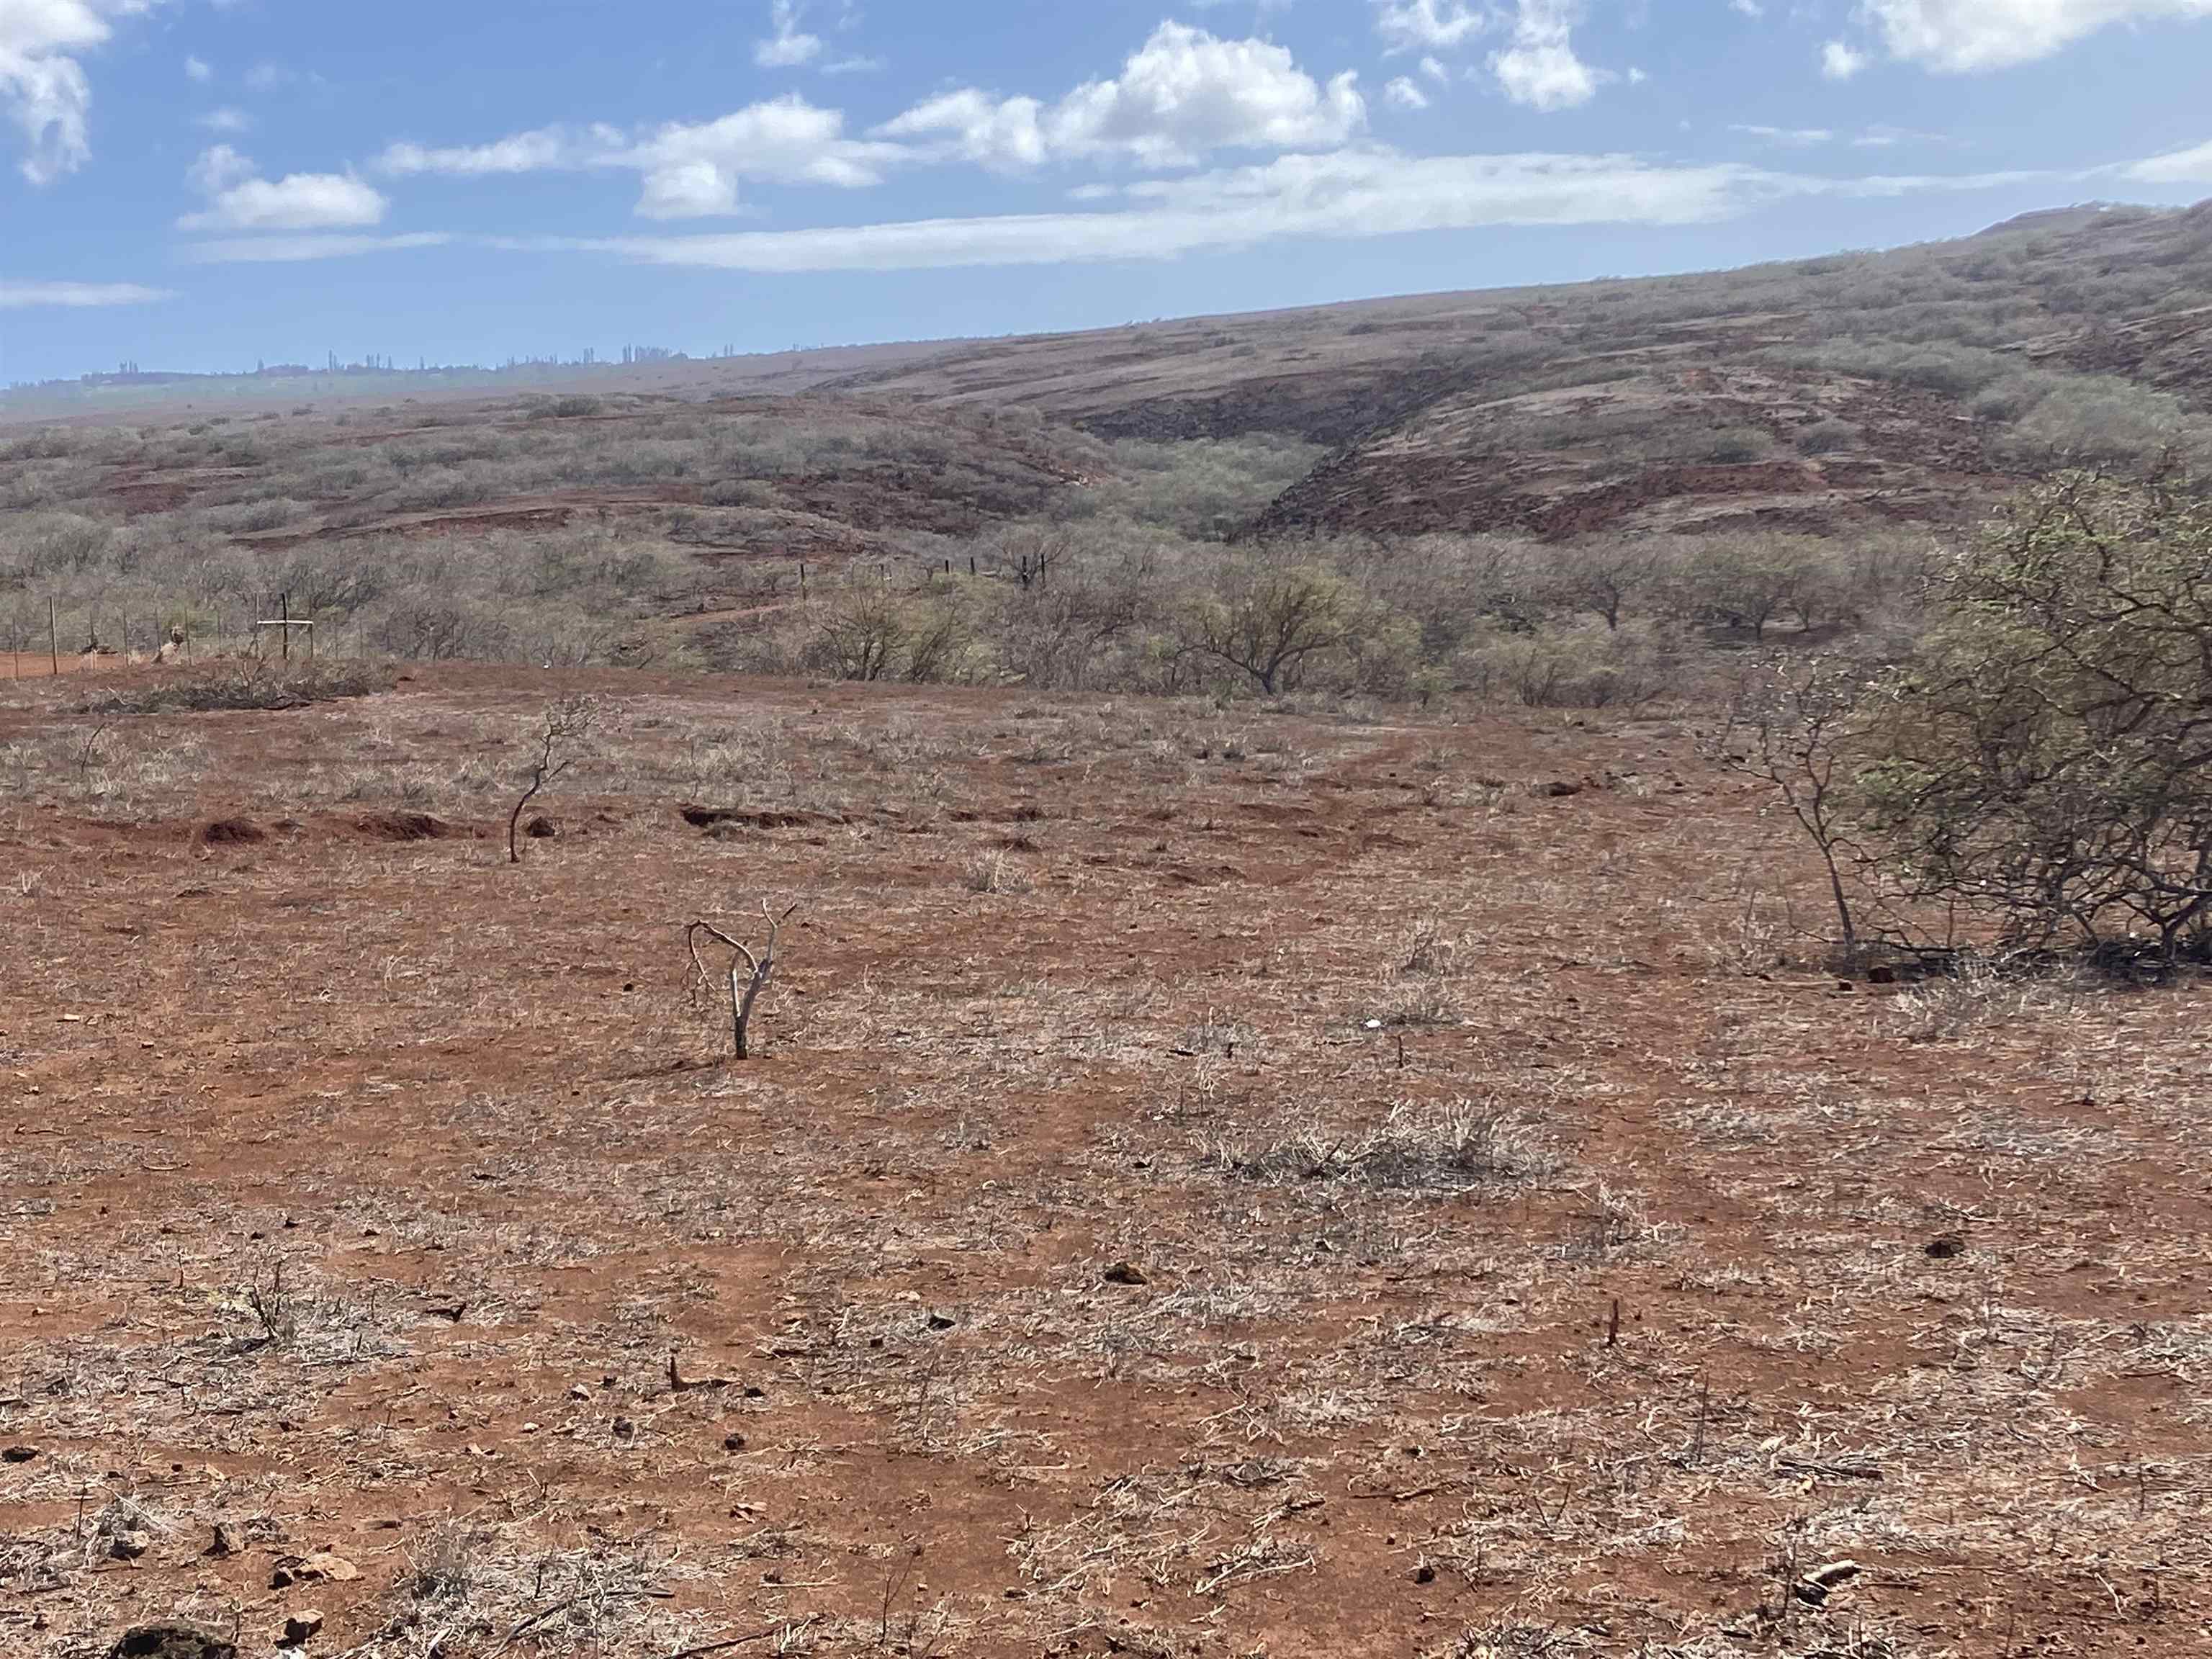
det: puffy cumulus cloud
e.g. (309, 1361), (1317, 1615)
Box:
(1373, 0), (1488, 53)
(1853, 0), (2212, 73)
(877, 22), (1364, 171)
(874, 88), (1046, 169)
(1821, 40), (1869, 78)
(0, 277), (169, 306)
(179, 143), (389, 231)
(753, 0), (819, 68)
(1385, 76), (1431, 110)
(0, 0), (158, 183)
(613, 96), (901, 217)
(1491, 1), (1599, 111)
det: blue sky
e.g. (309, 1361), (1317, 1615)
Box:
(4, 0), (2211, 383)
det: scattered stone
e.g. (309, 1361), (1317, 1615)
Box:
(524, 816), (558, 840)
(107, 1530), (151, 1560)
(1866, 964), (1898, 985)
(1925, 1235), (1967, 1260)
(1412, 1563), (1437, 1585)
(1102, 1261), (1148, 1287)
(270, 1552), (358, 1588)
(107, 1623), (238, 1659)
(281, 1611), (324, 1647)
(925, 1311), (956, 1331)
(1791, 1559), (1861, 1607)
(569, 1385), (590, 1401)
(1, 1445), (36, 1463)
(611, 1417), (636, 1440)
(1545, 780), (1584, 798)
(207, 1521), (241, 1559)
(722, 1431), (748, 1452)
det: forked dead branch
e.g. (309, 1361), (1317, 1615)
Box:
(685, 899), (801, 1060)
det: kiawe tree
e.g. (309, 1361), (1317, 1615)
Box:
(1853, 471), (2212, 961)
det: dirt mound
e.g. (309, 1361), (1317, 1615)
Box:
(682, 804), (847, 832)
(354, 811), (462, 842)
(197, 818), (267, 846)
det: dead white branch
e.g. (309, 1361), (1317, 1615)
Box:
(685, 900), (800, 1061)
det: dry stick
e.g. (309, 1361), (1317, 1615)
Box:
(660, 1625), (790, 1659)
(686, 901), (799, 1061)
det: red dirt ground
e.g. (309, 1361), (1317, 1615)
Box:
(1, 664), (2207, 1659)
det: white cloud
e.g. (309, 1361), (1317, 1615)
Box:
(878, 22), (1364, 171)
(195, 105), (249, 133)
(372, 99), (896, 217)
(377, 127), (569, 177)
(1857, 0), (2212, 73)
(753, 0), (819, 68)
(616, 96), (899, 216)
(1374, 0), (1488, 53)
(183, 53), (209, 83)
(179, 143), (389, 230)
(2126, 137), (2212, 181)
(876, 89), (1046, 169)
(0, 277), (170, 307)
(179, 231), (452, 263)
(1822, 39), (1868, 78)
(0, 0), (158, 183)
(495, 150), (1786, 276)
(1491, 1), (1599, 111)
(1732, 123), (1836, 146)
(1385, 76), (1431, 110)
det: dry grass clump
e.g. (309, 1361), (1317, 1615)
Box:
(349, 1527), (711, 1659)
(82, 660), (387, 715)
(961, 848), (1035, 894)
(1205, 1098), (1557, 1194)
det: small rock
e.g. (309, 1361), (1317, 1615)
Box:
(611, 1417), (636, 1440)
(569, 1385), (590, 1401)
(1, 1445), (36, 1463)
(524, 816), (558, 840)
(1925, 1235), (1967, 1260)
(1545, 780), (1583, 798)
(1102, 1261), (1148, 1287)
(1866, 963), (1898, 985)
(723, 1431), (748, 1452)
(271, 1551), (358, 1588)
(207, 1521), (241, 1558)
(107, 1529), (151, 1560)
(1412, 1563), (1437, 1585)
(281, 1611), (324, 1647)
(107, 1623), (238, 1659)
(925, 1312), (955, 1331)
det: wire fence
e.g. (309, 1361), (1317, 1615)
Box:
(1, 591), (367, 680)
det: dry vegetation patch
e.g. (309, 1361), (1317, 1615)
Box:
(0, 666), (2206, 1659)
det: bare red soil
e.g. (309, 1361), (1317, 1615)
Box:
(2, 665), (2206, 1658)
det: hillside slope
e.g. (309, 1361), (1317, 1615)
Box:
(827, 199), (2212, 540)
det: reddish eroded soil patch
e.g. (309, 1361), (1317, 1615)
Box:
(1, 665), (2206, 1658)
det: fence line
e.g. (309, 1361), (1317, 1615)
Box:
(6, 590), (352, 680)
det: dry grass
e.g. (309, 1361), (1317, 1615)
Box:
(0, 665), (2204, 1658)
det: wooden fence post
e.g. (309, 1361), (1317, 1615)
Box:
(50, 597), (59, 678)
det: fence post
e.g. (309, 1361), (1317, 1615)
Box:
(281, 592), (292, 663)
(50, 597), (59, 678)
